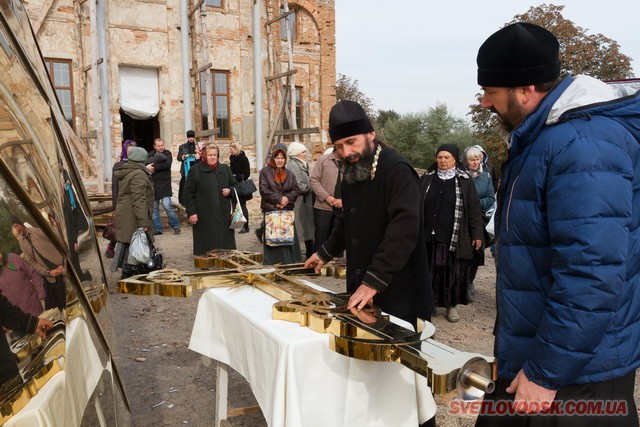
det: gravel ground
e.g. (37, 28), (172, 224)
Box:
(106, 197), (639, 426)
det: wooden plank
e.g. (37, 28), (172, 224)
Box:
(226, 406), (262, 418)
(189, 0), (205, 17)
(33, 0), (56, 34)
(195, 128), (220, 138)
(265, 69), (296, 82)
(273, 127), (320, 136)
(265, 10), (294, 26)
(191, 62), (212, 76)
(79, 130), (98, 139)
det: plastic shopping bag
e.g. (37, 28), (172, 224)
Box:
(229, 189), (247, 230)
(127, 227), (152, 265)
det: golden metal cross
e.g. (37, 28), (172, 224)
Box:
(117, 250), (495, 399)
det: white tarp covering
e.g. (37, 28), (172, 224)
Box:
(119, 66), (159, 120)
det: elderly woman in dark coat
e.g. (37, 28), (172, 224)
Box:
(114, 146), (155, 278)
(185, 143), (237, 255)
(420, 144), (484, 323)
(259, 146), (301, 264)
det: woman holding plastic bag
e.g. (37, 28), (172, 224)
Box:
(259, 145), (301, 264)
(113, 147), (155, 278)
(184, 143), (238, 255)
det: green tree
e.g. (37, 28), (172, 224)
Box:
(335, 73), (375, 118)
(374, 109), (400, 130)
(469, 4), (635, 173)
(382, 104), (481, 170)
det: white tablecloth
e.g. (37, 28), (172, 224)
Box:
(189, 284), (436, 426)
(6, 317), (107, 426)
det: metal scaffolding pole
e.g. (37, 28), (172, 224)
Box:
(181, 0), (193, 132)
(254, 0), (263, 167)
(97, 0), (112, 181)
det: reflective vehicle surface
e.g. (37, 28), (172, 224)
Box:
(0, 1), (129, 424)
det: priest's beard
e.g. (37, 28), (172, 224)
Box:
(343, 142), (375, 184)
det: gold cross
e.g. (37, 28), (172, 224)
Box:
(117, 250), (495, 399)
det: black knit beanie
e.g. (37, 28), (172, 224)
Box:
(477, 22), (560, 87)
(329, 100), (374, 142)
(436, 144), (460, 162)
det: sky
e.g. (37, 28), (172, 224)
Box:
(335, 1), (640, 120)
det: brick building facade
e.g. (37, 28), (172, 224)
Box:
(25, 0), (335, 189)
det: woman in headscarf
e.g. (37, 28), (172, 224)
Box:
(462, 145), (495, 302)
(106, 139), (137, 258)
(184, 143), (238, 255)
(286, 142), (315, 259)
(229, 141), (252, 234)
(420, 144), (484, 322)
(259, 146), (301, 264)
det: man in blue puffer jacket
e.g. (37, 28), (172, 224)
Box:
(475, 23), (640, 426)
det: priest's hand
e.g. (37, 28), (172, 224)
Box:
(304, 253), (325, 273)
(347, 284), (377, 311)
(35, 318), (54, 339)
(189, 214), (198, 225)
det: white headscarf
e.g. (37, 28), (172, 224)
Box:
(287, 142), (307, 157)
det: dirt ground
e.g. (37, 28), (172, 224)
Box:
(105, 196), (640, 427)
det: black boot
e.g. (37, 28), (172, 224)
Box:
(239, 224), (250, 234)
(254, 226), (264, 243)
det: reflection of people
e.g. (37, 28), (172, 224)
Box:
(106, 139), (137, 258)
(420, 144), (483, 323)
(461, 145), (495, 302)
(113, 147), (154, 278)
(184, 143), (237, 255)
(306, 100), (434, 330)
(178, 130), (198, 205)
(310, 147), (342, 252)
(62, 169), (92, 282)
(475, 23), (640, 425)
(0, 251), (45, 316)
(0, 293), (52, 383)
(287, 142), (315, 258)
(259, 146), (301, 264)
(229, 141), (251, 234)
(11, 215), (65, 311)
(146, 138), (181, 235)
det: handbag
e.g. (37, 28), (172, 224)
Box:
(235, 178), (257, 198)
(102, 213), (116, 241)
(264, 210), (295, 246)
(123, 250), (164, 277)
(229, 189), (247, 230)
